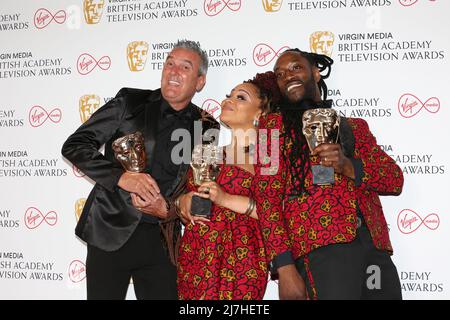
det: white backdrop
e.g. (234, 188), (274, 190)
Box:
(0, 0), (449, 300)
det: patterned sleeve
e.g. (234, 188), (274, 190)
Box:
(350, 118), (404, 195)
(186, 168), (197, 192)
(253, 113), (291, 263)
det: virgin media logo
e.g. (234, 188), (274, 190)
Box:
(68, 260), (86, 283)
(24, 207), (58, 229)
(202, 99), (221, 119)
(399, 0), (436, 7)
(253, 43), (289, 67)
(397, 209), (440, 234)
(398, 93), (440, 118)
(204, 0), (241, 16)
(28, 105), (62, 127)
(34, 8), (66, 29)
(77, 53), (111, 75)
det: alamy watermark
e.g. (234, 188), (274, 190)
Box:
(169, 120), (280, 175)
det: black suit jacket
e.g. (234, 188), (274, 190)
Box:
(62, 88), (218, 251)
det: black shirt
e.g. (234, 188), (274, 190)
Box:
(140, 99), (194, 223)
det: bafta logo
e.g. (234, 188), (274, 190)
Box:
(310, 31), (335, 57)
(79, 94), (100, 123)
(83, 0), (104, 24)
(262, 0), (283, 12)
(127, 41), (149, 72)
(75, 198), (86, 223)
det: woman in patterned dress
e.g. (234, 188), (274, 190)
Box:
(176, 72), (278, 300)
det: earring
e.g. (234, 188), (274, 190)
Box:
(253, 118), (259, 127)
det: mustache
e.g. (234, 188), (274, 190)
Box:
(287, 79), (304, 85)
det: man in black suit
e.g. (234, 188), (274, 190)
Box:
(62, 40), (218, 300)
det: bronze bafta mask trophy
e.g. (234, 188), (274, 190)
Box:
(112, 131), (147, 173)
(302, 108), (340, 185)
(190, 144), (221, 217)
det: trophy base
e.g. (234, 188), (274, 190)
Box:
(191, 196), (212, 217)
(312, 165), (335, 185)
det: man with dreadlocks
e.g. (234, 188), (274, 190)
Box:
(253, 49), (404, 300)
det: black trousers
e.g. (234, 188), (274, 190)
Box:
(295, 223), (402, 300)
(86, 223), (177, 300)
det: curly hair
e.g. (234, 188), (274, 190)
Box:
(244, 71), (281, 115)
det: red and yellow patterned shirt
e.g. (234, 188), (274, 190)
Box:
(253, 112), (404, 262)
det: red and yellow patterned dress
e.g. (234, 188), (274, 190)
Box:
(177, 164), (268, 300)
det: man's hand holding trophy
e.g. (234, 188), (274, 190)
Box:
(113, 132), (167, 218)
(302, 108), (340, 185)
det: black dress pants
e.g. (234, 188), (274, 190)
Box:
(86, 223), (177, 300)
(295, 222), (402, 300)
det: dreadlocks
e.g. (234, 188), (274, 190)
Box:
(278, 49), (334, 196)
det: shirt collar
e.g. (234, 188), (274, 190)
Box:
(160, 99), (193, 120)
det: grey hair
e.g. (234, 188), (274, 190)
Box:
(173, 39), (208, 76)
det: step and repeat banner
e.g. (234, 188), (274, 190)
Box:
(0, 0), (448, 299)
